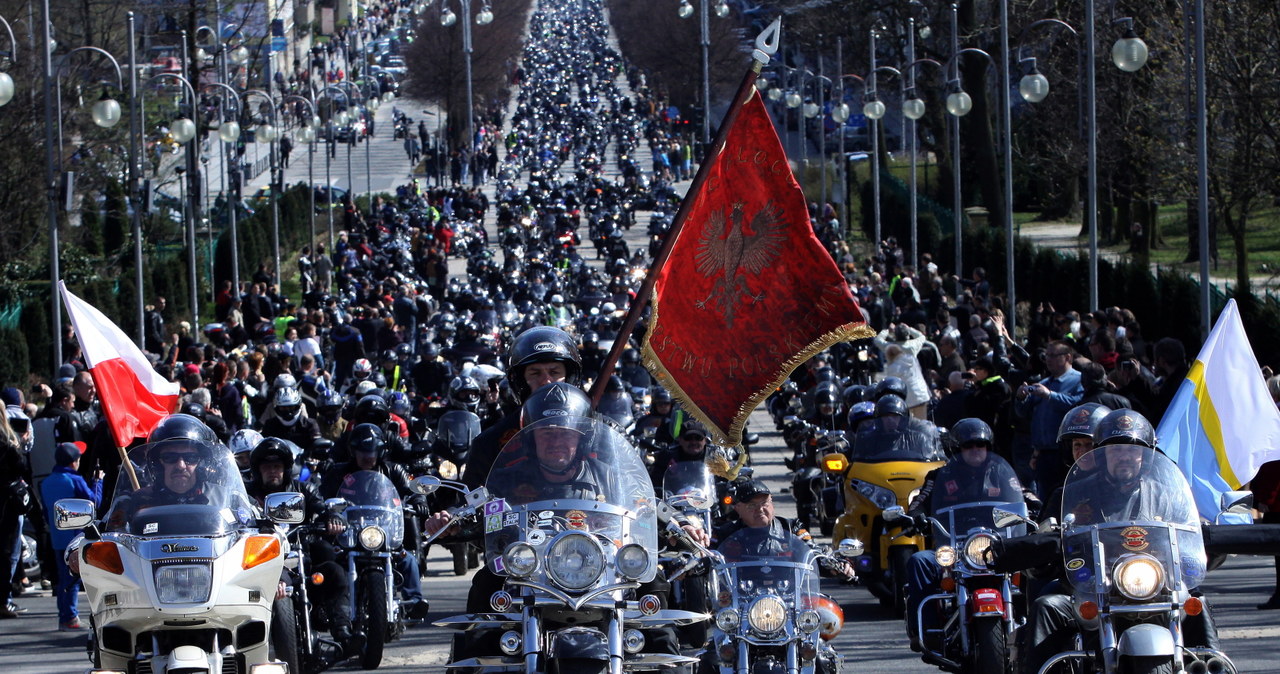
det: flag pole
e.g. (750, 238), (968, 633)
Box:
(589, 18), (782, 407)
(119, 446), (141, 491)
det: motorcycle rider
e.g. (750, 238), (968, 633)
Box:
(1009, 408), (1215, 672)
(260, 386), (321, 455)
(901, 418), (1034, 651)
(246, 438), (358, 654)
(635, 385), (675, 436)
(714, 479), (853, 576)
(318, 423), (431, 619)
(649, 419), (710, 486)
(102, 414), (255, 531)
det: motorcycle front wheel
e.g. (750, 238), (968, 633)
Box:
(270, 596), (302, 674)
(969, 617), (1009, 674)
(360, 572), (389, 670)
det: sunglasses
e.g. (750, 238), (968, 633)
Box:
(159, 453), (202, 466)
(961, 441), (989, 450)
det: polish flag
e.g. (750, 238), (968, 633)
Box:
(59, 281), (179, 447)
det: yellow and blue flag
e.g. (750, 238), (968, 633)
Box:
(1156, 299), (1280, 521)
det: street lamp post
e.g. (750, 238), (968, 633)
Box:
(862, 31), (900, 251)
(677, 0), (727, 147)
(243, 89), (281, 288)
(442, 0), (493, 170)
(42, 7), (125, 366)
(141, 72), (201, 334)
(203, 80), (244, 297)
(1015, 6), (1148, 313)
(319, 85), (350, 248)
(283, 94), (320, 248)
(942, 4), (994, 284)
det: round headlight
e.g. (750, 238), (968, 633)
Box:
(616, 544), (650, 580)
(797, 609), (821, 633)
(1114, 555), (1165, 601)
(934, 545), (956, 568)
(748, 595), (787, 633)
(359, 525), (386, 550)
(504, 542), (538, 577)
(964, 533), (995, 569)
(715, 608), (740, 631)
(547, 532), (605, 591)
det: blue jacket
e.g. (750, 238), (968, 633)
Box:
(42, 465), (103, 550)
(1016, 368), (1084, 448)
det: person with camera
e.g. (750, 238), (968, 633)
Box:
(1015, 341), (1083, 498)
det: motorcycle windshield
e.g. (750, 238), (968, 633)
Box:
(662, 461), (716, 514)
(928, 453), (1027, 541)
(715, 528), (818, 626)
(850, 420), (945, 463)
(333, 471), (405, 550)
(437, 410), (482, 448)
(1060, 445), (1205, 592)
(484, 416), (659, 584)
(597, 392), (634, 429)
(104, 439), (258, 536)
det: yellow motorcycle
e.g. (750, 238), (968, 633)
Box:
(822, 418), (945, 615)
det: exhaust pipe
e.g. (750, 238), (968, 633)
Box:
(1186, 657), (1208, 674)
(1205, 655), (1230, 674)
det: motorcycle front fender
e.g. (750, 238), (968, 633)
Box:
(1116, 622), (1176, 658)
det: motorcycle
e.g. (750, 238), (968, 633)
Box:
(661, 460), (719, 647)
(328, 471), (409, 669)
(822, 418), (946, 615)
(1032, 445), (1236, 674)
(435, 409), (484, 575)
(435, 415), (705, 673)
(54, 442), (297, 674)
(281, 522), (351, 673)
(893, 453), (1028, 673)
(708, 528), (858, 674)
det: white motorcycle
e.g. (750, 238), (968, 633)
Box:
(56, 440), (301, 674)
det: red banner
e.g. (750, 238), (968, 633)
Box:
(642, 92), (871, 446)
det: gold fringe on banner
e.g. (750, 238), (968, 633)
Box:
(640, 293), (876, 448)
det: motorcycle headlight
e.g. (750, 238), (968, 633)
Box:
(546, 532), (605, 591)
(504, 542), (538, 578)
(616, 544), (650, 581)
(797, 609), (821, 633)
(154, 564), (212, 604)
(1114, 554), (1165, 601)
(963, 533), (996, 569)
(748, 595), (787, 634)
(715, 608), (741, 632)
(934, 546), (956, 568)
(359, 525), (386, 551)
(851, 479), (898, 511)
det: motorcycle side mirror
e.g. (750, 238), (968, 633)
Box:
(743, 432), (760, 446)
(412, 475), (442, 495)
(312, 439), (334, 460)
(882, 505), (906, 522)
(54, 499), (95, 531)
(324, 497), (350, 514)
(782, 415), (800, 426)
(1062, 513), (1076, 528)
(837, 538), (865, 558)
(265, 492), (306, 524)
(1219, 491), (1253, 516)
(993, 508), (1032, 529)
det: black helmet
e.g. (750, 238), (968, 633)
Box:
(952, 418), (994, 448)
(149, 413), (218, 446)
(650, 386), (674, 406)
(842, 384), (873, 407)
(250, 437), (301, 480)
(874, 395), (908, 419)
(318, 389), (344, 415)
(1057, 403), (1112, 445)
(605, 375), (626, 394)
(447, 376), (483, 412)
(507, 326), (582, 399)
(352, 394), (390, 425)
(847, 401), (877, 429)
(179, 401), (207, 421)
(1092, 408), (1156, 449)
(813, 381), (840, 408)
(874, 377), (907, 401)
(520, 382), (593, 428)
(349, 423), (386, 460)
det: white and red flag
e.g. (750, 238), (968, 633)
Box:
(59, 281), (179, 447)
